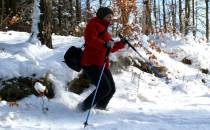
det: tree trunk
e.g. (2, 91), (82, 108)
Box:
(58, 0), (62, 35)
(38, 0), (53, 49)
(184, 0), (190, 35)
(195, 0), (198, 37)
(192, 0), (196, 37)
(75, 0), (81, 22)
(147, 0), (153, 34)
(163, 0), (167, 32)
(5, 0), (16, 16)
(0, 0), (4, 30)
(86, 0), (91, 21)
(179, 0), (183, 33)
(69, 0), (73, 10)
(153, 0), (157, 33)
(99, 0), (102, 6)
(158, 0), (161, 31)
(172, 0), (176, 34)
(69, 0), (75, 35)
(206, 0), (209, 42)
(142, 0), (152, 35)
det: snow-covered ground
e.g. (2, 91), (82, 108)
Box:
(1, 31), (210, 130)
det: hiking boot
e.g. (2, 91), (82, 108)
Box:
(94, 106), (109, 111)
(77, 102), (87, 112)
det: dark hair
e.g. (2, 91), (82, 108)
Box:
(96, 7), (113, 19)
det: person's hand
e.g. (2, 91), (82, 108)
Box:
(104, 40), (115, 49)
(120, 37), (127, 45)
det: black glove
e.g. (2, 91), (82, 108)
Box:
(104, 40), (115, 49)
(120, 37), (127, 45)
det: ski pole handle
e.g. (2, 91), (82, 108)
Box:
(118, 34), (138, 52)
(118, 34), (129, 44)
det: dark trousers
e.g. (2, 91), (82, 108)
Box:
(82, 66), (115, 111)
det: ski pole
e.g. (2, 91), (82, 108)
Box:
(83, 48), (111, 128)
(118, 34), (163, 78)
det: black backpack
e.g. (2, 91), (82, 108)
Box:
(64, 45), (83, 72)
(64, 30), (106, 72)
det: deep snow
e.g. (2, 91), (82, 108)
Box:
(0, 31), (210, 130)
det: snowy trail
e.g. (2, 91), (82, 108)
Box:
(89, 110), (210, 130)
(1, 96), (210, 130)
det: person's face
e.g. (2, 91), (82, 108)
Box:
(103, 14), (113, 23)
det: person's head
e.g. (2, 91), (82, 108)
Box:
(96, 7), (113, 22)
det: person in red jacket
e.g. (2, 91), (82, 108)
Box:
(79, 7), (126, 112)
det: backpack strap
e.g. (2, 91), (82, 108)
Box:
(98, 29), (107, 37)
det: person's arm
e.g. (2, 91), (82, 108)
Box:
(85, 22), (111, 50)
(110, 40), (125, 52)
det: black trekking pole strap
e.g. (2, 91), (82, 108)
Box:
(104, 48), (111, 62)
(118, 34), (163, 78)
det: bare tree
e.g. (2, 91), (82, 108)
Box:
(205, 0), (209, 42)
(99, 0), (102, 6)
(69, 0), (74, 12)
(140, 0), (153, 35)
(86, 0), (91, 20)
(158, 0), (161, 31)
(172, 0), (176, 34)
(145, 0), (153, 34)
(162, 0), (167, 32)
(179, 0), (183, 33)
(58, 0), (62, 35)
(75, 0), (81, 22)
(192, 0), (196, 37)
(153, 0), (157, 33)
(5, 0), (16, 16)
(195, 0), (198, 37)
(68, 0), (75, 35)
(38, 0), (53, 49)
(184, 0), (190, 35)
(0, 0), (4, 29)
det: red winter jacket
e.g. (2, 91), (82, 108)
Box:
(81, 17), (125, 68)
